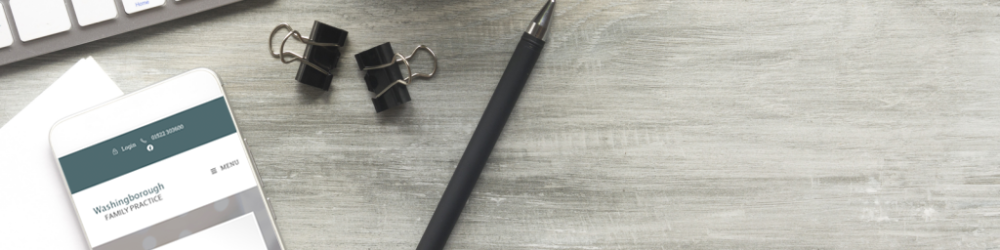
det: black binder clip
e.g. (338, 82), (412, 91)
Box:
(268, 21), (348, 90)
(355, 43), (438, 112)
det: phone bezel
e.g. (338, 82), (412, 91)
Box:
(48, 68), (284, 250)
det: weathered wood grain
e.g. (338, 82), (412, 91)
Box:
(4, 0), (1000, 249)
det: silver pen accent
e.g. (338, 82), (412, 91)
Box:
(526, 0), (555, 40)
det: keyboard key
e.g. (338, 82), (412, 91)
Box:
(72, 0), (118, 27)
(0, 3), (13, 48)
(122, 0), (165, 15)
(9, 0), (72, 42)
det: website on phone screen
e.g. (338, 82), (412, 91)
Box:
(57, 97), (281, 250)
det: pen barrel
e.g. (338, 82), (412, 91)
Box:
(417, 33), (545, 250)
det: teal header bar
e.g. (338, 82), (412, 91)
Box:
(59, 97), (236, 194)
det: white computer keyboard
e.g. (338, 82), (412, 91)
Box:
(0, 0), (241, 66)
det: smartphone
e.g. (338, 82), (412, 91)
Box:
(50, 69), (285, 250)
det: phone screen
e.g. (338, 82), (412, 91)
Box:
(53, 76), (281, 250)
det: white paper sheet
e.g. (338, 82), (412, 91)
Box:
(0, 57), (123, 249)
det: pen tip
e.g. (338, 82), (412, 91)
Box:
(527, 0), (555, 40)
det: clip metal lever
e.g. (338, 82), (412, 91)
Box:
(362, 45), (438, 98)
(268, 21), (348, 90)
(355, 43), (438, 112)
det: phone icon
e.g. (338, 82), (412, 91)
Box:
(139, 138), (147, 144)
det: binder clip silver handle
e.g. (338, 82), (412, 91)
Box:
(268, 23), (342, 74)
(362, 45), (438, 98)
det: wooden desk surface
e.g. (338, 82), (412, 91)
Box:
(3, 0), (1000, 249)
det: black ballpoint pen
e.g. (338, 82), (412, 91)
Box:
(416, 1), (555, 250)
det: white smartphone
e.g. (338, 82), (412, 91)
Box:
(49, 69), (285, 250)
